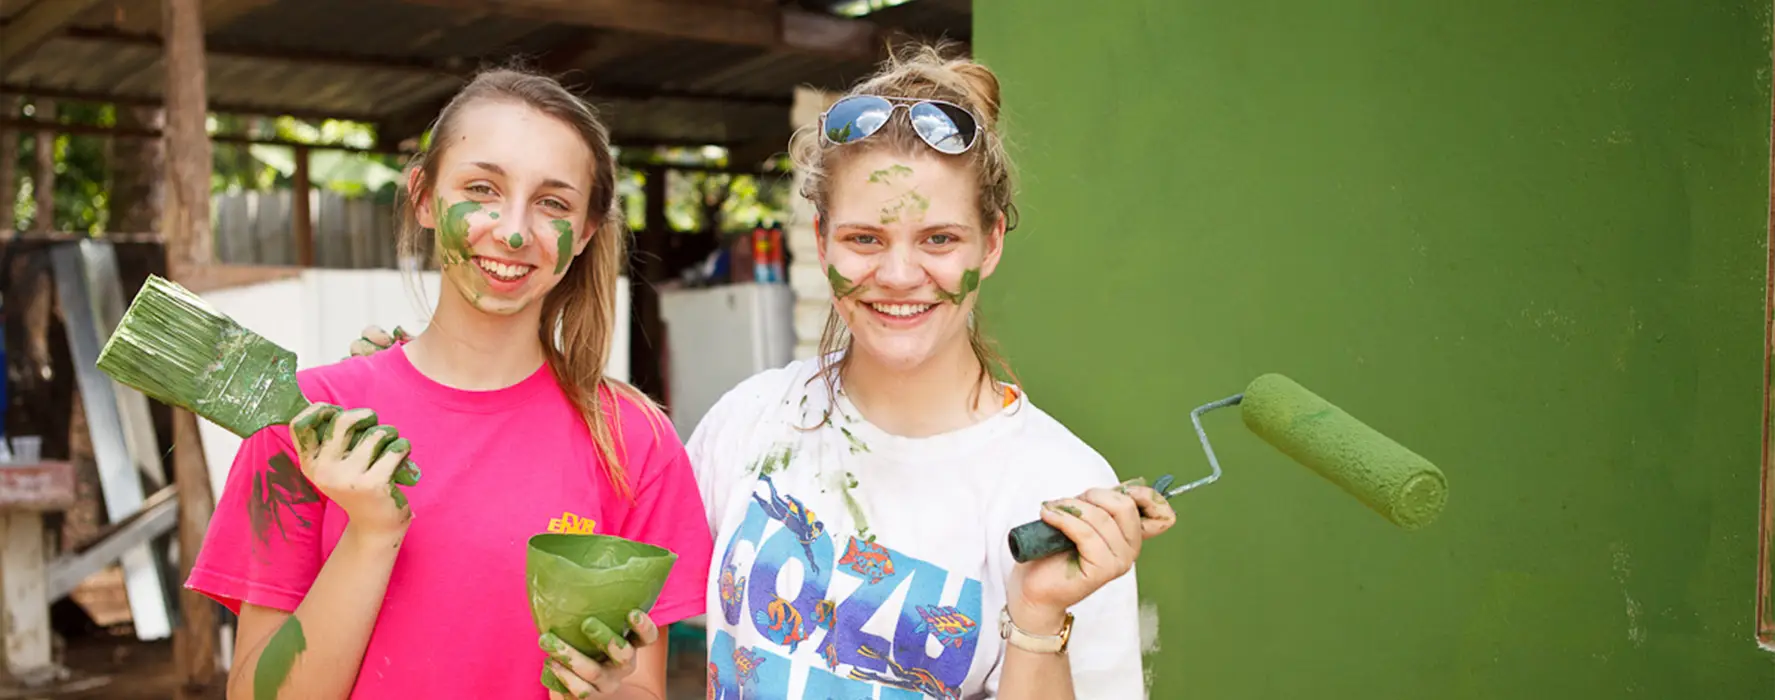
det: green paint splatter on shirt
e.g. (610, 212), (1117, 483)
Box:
(839, 471), (868, 536)
(435, 199), (482, 265)
(935, 268), (981, 306)
(839, 426), (870, 455)
(747, 445), (795, 477)
(550, 219), (575, 274)
(254, 616), (306, 700)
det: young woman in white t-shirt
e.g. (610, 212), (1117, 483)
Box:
(356, 43), (1175, 699)
(686, 44), (1176, 699)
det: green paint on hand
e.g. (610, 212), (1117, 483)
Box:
(935, 268), (982, 305)
(506, 232), (524, 248)
(551, 219), (575, 274)
(1050, 503), (1083, 518)
(435, 199), (483, 265)
(827, 265), (862, 299)
(1066, 552), (1083, 578)
(254, 615), (306, 700)
(868, 164), (913, 183)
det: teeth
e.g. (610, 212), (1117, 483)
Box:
(474, 258), (532, 282)
(869, 302), (933, 318)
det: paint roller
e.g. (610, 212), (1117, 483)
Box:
(1007, 373), (1449, 563)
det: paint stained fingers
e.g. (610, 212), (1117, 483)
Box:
(541, 632), (621, 695)
(346, 425), (400, 472)
(623, 610), (660, 649)
(1125, 486), (1177, 539)
(347, 337), (380, 358)
(391, 326), (412, 342)
(326, 408), (379, 464)
(1041, 499), (1118, 572)
(289, 403), (341, 463)
(360, 324), (394, 348)
(1079, 487), (1144, 553)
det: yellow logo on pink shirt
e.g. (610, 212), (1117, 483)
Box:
(547, 512), (597, 535)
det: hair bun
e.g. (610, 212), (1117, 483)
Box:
(948, 61), (1002, 128)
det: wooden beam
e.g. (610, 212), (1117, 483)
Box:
(58, 26), (469, 78)
(0, 84), (387, 125)
(397, 0), (885, 60)
(161, 0), (220, 695)
(292, 145), (313, 266)
(0, 117), (397, 153)
(0, 0), (110, 70)
(0, 97), (17, 232)
(30, 99), (55, 232)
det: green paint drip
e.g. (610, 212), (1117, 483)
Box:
(827, 265), (862, 299)
(935, 268), (982, 305)
(254, 616), (306, 700)
(839, 426), (870, 454)
(868, 164), (913, 183)
(435, 199), (482, 265)
(550, 219), (575, 274)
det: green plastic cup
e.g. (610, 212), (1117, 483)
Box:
(527, 533), (678, 693)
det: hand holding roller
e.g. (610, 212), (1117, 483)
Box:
(1007, 373), (1450, 563)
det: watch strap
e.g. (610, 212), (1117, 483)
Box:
(999, 605), (1073, 654)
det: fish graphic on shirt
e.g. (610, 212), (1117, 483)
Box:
(752, 595), (810, 652)
(849, 644), (961, 699)
(838, 535), (894, 584)
(733, 646), (765, 686)
(914, 605), (979, 648)
(813, 598), (837, 629)
(752, 475), (826, 573)
(718, 565), (746, 621)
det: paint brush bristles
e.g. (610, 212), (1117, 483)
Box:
(97, 275), (310, 437)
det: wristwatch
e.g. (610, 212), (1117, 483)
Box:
(998, 605), (1074, 655)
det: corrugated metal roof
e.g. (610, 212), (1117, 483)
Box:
(0, 0), (971, 160)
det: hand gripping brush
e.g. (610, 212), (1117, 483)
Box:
(1007, 373), (1449, 562)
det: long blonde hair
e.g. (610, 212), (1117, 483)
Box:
(395, 66), (660, 498)
(789, 41), (1022, 409)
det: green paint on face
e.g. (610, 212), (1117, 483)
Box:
(867, 164), (913, 184)
(254, 616), (306, 700)
(489, 211), (500, 220)
(935, 268), (982, 305)
(551, 219), (575, 274)
(878, 189), (931, 225)
(506, 232), (523, 248)
(434, 199), (482, 266)
(827, 265), (862, 299)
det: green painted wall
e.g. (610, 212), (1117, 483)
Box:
(975, 0), (1775, 696)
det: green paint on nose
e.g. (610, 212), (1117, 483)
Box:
(507, 232), (524, 248)
(551, 219), (575, 274)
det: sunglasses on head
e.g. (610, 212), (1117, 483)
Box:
(819, 94), (982, 155)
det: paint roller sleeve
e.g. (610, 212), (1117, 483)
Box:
(1238, 373), (1448, 530)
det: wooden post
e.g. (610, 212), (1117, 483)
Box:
(292, 144), (313, 266)
(0, 97), (17, 232)
(30, 99), (54, 231)
(161, 0), (220, 695)
(0, 460), (77, 686)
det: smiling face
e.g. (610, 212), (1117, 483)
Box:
(413, 100), (595, 316)
(819, 149), (1005, 373)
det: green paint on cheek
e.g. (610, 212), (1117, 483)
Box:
(435, 200), (482, 265)
(489, 211), (499, 220)
(934, 267), (981, 305)
(254, 616), (306, 700)
(827, 265), (862, 299)
(551, 219), (574, 274)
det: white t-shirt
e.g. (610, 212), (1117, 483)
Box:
(688, 357), (1145, 699)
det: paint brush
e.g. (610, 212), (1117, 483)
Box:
(1006, 373), (1448, 563)
(95, 274), (421, 488)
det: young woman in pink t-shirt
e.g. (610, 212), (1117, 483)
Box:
(186, 67), (713, 699)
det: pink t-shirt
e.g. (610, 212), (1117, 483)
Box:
(187, 343), (711, 698)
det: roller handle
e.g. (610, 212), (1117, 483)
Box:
(1006, 475), (1178, 564)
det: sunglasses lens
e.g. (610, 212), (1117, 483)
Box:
(824, 96), (893, 144)
(909, 102), (977, 154)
